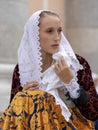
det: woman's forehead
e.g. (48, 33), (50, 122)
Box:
(39, 15), (61, 27)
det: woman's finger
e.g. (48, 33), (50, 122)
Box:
(22, 81), (39, 91)
(60, 56), (68, 67)
(29, 85), (39, 91)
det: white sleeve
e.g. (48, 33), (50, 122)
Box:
(64, 78), (80, 99)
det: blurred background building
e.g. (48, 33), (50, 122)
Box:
(0, 0), (98, 113)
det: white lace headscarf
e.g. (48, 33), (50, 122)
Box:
(18, 10), (82, 86)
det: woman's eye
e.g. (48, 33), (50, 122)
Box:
(47, 29), (53, 33)
(58, 29), (62, 33)
(46, 28), (62, 34)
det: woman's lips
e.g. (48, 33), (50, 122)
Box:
(51, 44), (59, 48)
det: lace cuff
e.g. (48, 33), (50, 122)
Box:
(64, 78), (80, 99)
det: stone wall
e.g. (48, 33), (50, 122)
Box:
(0, 0), (28, 64)
(0, 0), (28, 112)
(66, 0), (98, 73)
(0, 64), (15, 112)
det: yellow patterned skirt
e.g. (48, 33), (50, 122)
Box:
(0, 90), (94, 130)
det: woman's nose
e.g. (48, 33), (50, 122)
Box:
(54, 31), (61, 40)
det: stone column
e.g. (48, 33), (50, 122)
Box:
(0, 0), (28, 112)
(0, 0), (28, 64)
(66, 0), (98, 73)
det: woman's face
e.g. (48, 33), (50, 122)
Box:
(39, 14), (62, 55)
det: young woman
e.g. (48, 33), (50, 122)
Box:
(0, 10), (98, 130)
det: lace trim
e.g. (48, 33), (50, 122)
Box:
(29, 12), (42, 74)
(61, 33), (83, 73)
(63, 78), (80, 99)
(18, 10), (43, 86)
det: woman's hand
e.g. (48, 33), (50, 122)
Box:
(54, 56), (73, 84)
(22, 81), (39, 91)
